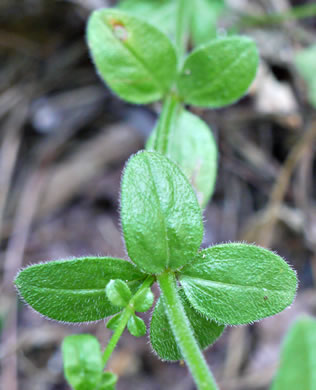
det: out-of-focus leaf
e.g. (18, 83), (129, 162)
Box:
(295, 45), (316, 108)
(97, 372), (118, 390)
(177, 36), (259, 108)
(147, 109), (218, 207)
(191, 0), (226, 46)
(62, 335), (102, 390)
(271, 316), (316, 390)
(118, 0), (176, 39)
(87, 9), (177, 104)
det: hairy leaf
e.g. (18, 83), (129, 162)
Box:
(62, 335), (102, 390)
(97, 372), (118, 390)
(150, 289), (224, 361)
(271, 316), (316, 390)
(106, 279), (132, 307)
(180, 244), (297, 325)
(147, 109), (218, 207)
(121, 151), (203, 274)
(177, 36), (259, 108)
(87, 9), (177, 104)
(295, 45), (316, 108)
(15, 257), (144, 323)
(128, 314), (147, 337)
(133, 287), (154, 312)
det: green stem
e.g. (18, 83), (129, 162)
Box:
(175, 0), (191, 60)
(154, 94), (180, 155)
(157, 271), (218, 390)
(102, 305), (132, 367)
(154, 0), (190, 155)
(154, 6), (217, 389)
(102, 275), (155, 367)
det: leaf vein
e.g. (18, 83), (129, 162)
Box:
(181, 275), (287, 293)
(189, 44), (253, 99)
(144, 154), (170, 267)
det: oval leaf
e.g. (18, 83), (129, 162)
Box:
(15, 257), (144, 323)
(271, 316), (316, 390)
(127, 314), (146, 337)
(133, 287), (154, 312)
(106, 279), (132, 307)
(62, 335), (102, 390)
(147, 109), (218, 207)
(180, 243), (297, 325)
(150, 289), (224, 361)
(87, 9), (177, 104)
(121, 151), (203, 274)
(177, 36), (259, 108)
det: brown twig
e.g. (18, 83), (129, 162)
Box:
(1, 170), (48, 390)
(242, 119), (316, 247)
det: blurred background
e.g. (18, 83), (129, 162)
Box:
(0, 0), (316, 389)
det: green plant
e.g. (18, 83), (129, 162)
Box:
(118, 0), (226, 47)
(270, 315), (316, 390)
(15, 4), (298, 390)
(295, 44), (316, 108)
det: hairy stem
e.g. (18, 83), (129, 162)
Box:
(154, 6), (217, 389)
(154, 94), (180, 155)
(102, 306), (132, 367)
(157, 271), (218, 390)
(102, 275), (155, 367)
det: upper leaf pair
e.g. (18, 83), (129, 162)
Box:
(87, 8), (259, 107)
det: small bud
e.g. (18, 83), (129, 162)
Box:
(134, 288), (154, 312)
(106, 279), (132, 307)
(127, 314), (146, 337)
